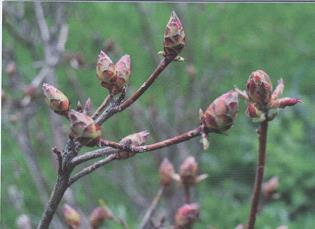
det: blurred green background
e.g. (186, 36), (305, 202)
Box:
(2, 2), (315, 229)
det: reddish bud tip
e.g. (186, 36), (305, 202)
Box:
(63, 204), (81, 229)
(68, 110), (101, 146)
(271, 97), (302, 109)
(179, 156), (198, 185)
(163, 11), (185, 59)
(113, 54), (131, 94)
(96, 50), (116, 83)
(159, 158), (175, 186)
(42, 83), (69, 115)
(90, 207), (113, 229)
(246, 70), (273, 108)
(202, 90), (239, 133)
(175, 203), (200, 228)
(246, 103), (265, 121)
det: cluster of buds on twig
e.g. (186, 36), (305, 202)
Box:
(63, 203), (114, 229)
(96, 51), (131, 95)
(236, 70), (301, 121)
(158, 157), (205, 228)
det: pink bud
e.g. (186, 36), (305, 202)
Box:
(270, 97), (302, 109)
(69, 110), (101, 146)
(89, 207), (113, 229)
(42, 83), (69, 115)
(117, 131), (149, 159)
(246, 70), (273, 108)
(96, 50), (116, 85)
(201, 90), (239, 133)
(159, 158), (175, 186)
(271, 79), (284, 100)
(113, 54), (131, 94)
(163, 11), (185, 59)
(63, 204), (81, 229)
(179, 156), (198, 185)
(246, 103), (265, 120)
(175, 203), (199, 228)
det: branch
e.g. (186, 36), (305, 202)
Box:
(247, 120), (269, 229)
(139, 186), (164, 229)
(34, 2), (50, 44)
(91, 94), (113, 120)
(99, 126), (203, 153)
(95, 58), (173, 125)
(52, 147), (63, 175)
(68, 154), (116, 186)
(71, 147), (117, 166)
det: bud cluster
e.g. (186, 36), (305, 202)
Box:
(96, 51), (131, 95)
(241, 70), (301, 121)
(175, 203), (200, 228)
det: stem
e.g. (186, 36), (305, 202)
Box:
(91, 94), (113, 120)
(183, 185), (191, 204)
(247, 120), (268, 229)
(99, 126), (203, 153)
(95, 58), (172, 125)
(139, 186), (164, 229)
(37, 174), (71, 229)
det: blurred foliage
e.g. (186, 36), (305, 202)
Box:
(2, 2), (315, 229)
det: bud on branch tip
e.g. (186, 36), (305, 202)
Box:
(42, 83), (69, 115)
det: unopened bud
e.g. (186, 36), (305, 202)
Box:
(179, 156), (198, 185)
(96, 51), (116, 86)
(163, 11), (185, 59)
(246, 70), (273, 108)
(113, 54), (131, 94)
(90, 207), (113, 229)
(262, 176), (279, 199)
(63, 204), (81, 229)
(201, 90), (239, 133)
(159, 158), (175, 186)
(117, 131), (149, 159)
(175, 203), (199, 228)
(42, 83), (69, 115)
(69, 110), (101, 146)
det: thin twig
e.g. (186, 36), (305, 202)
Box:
(91, 94), (113, 120)
(52, 147), (63, 175)
(99, 126), (203, 153)
(95, 58), (173, 125)
(139, 186), (165, 229)
(71, 147), (117, 166)
(183, 185), (191, 204)
(247, 120), (269, 229)
(68, 154), (116, 186)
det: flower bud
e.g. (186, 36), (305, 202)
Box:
(246, 103), (265, 121)
(175, 203), (199, 228)
(159, 158), (175, 186)
(163, 11), (185, 59)
(63, 204), (81, 229)
(262, 176), (279, 199)
(68, 110), (101, 146)
(246, 70), (273, 108)
(42, 83), (69, 115)
(113, 54), (131, 94)
(201, 90), (239, 133)
(90, 207), (113, 229)
(117, 131), (149, 159)
(96, 50), (116, 83)
(179, 156), (198, 185)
